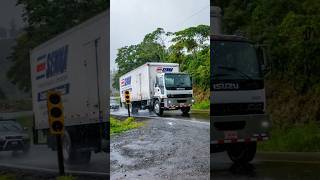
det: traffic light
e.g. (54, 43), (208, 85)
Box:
(124, 90), (131, 104)
(47, 91), (64, 135)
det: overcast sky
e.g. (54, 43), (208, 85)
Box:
(0, 0), (23, 29)
(110, 0), (209, 70)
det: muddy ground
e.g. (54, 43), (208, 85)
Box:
(110, 117), (210, 180)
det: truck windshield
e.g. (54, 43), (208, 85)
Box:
(0, 121), (22, 132)
(164, 74), (192, 90)
(211, 40), (262, 80)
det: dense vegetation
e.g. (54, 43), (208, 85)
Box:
(113, 25), (210, 105)
(7, 0), (109, 92)
(215, 0), (320, 125)
(215, 0), (320, 151)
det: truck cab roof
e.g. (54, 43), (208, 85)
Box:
(211, 35), (251, 43)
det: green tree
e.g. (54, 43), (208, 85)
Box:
(113, 28), (167, 90)
(167, 25), (210, 90)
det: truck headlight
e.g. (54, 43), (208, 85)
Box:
(168, 100), (171, 104)
(261, 121), (270, 128)
(192, 99), (195, 103)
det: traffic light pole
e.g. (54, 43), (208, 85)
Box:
(127, 104), (130, 117)
(56, 134), (65, 176)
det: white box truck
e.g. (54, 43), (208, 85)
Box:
(211, 6), (271, 163)
(30, 11), (109, 164)
(119, 62), (193, 116)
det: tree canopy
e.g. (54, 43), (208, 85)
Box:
(216, 0), (320, 93)
(113, 25), (210, 93)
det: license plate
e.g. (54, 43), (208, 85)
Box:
(224, 131), (238, 139)
(11, 141), (18, 145)
(180, 103), (185, 106)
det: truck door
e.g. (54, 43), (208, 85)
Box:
(83, 38), (101, 119)
(155, 75), (164, 97)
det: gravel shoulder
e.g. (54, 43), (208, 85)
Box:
(111, 117), (210, 180)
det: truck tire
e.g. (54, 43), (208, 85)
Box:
(131, 102), (139, 114)
(227, 142), (256, 163)
(181, 107), (190, 115)
(154, 100), (163, 116)
(63, 130), (91, 164)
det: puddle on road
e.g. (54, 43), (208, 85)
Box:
(111, 108), (209, 123)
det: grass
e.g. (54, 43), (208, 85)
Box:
(192, 99), (210, 110)
(56, 176), (76, 180)
(258, 123), (320, 152)
(0, 174), (15, 180)
(110, 117), (144, 135)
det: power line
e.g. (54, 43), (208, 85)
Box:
(176, 5), (209, 28)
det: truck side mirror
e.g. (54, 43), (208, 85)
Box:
(256, 45), (270, 75)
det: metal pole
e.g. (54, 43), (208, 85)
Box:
(127, 104), (130, 117)
(56, 134), (65, 176)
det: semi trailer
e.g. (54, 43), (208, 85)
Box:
(30, 11), (109, 164)
(210, 6), (271, 163)
(119, 62), (193, 116)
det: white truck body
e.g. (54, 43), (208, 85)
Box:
(119, 62), (193, 116)
(30, 12), (109, 130)
(119, 63), (180, 102)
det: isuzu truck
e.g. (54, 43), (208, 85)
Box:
(30, 11), (109, 164)
(211, 6), (271, 163)
(119, 62), (193, 116)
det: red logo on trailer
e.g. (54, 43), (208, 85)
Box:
(120, 79), (125, 86)
(156, 66), (163, 72)
(36, 63), (46, 72)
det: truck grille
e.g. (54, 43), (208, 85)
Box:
(167, 94), (192, 98)
(213, 121), (246, 130)
(211, 103), (264, 116)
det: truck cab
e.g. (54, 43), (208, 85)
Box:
(153, 72), (193, 116)
(120, 62), (193, 116)
(210, 35), (271, 163)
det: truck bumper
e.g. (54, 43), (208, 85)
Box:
(211, 114), (271, 145)
(163, 98), (193, 110)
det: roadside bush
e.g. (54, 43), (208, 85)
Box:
(110, 117), (144, 135)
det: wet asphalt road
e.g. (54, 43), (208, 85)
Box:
(110, 109), (210, 179)
(0, 145), (109, 175)
(212, 152), (320, 180)
(112, 109), (320, 180)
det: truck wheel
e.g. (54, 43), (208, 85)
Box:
(154, 100), (163, 116)
(227, 142), (256, 163)
(181, 107), (190, 115)
(63, 130), (91, 164)
(131, 102), (139, 114)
